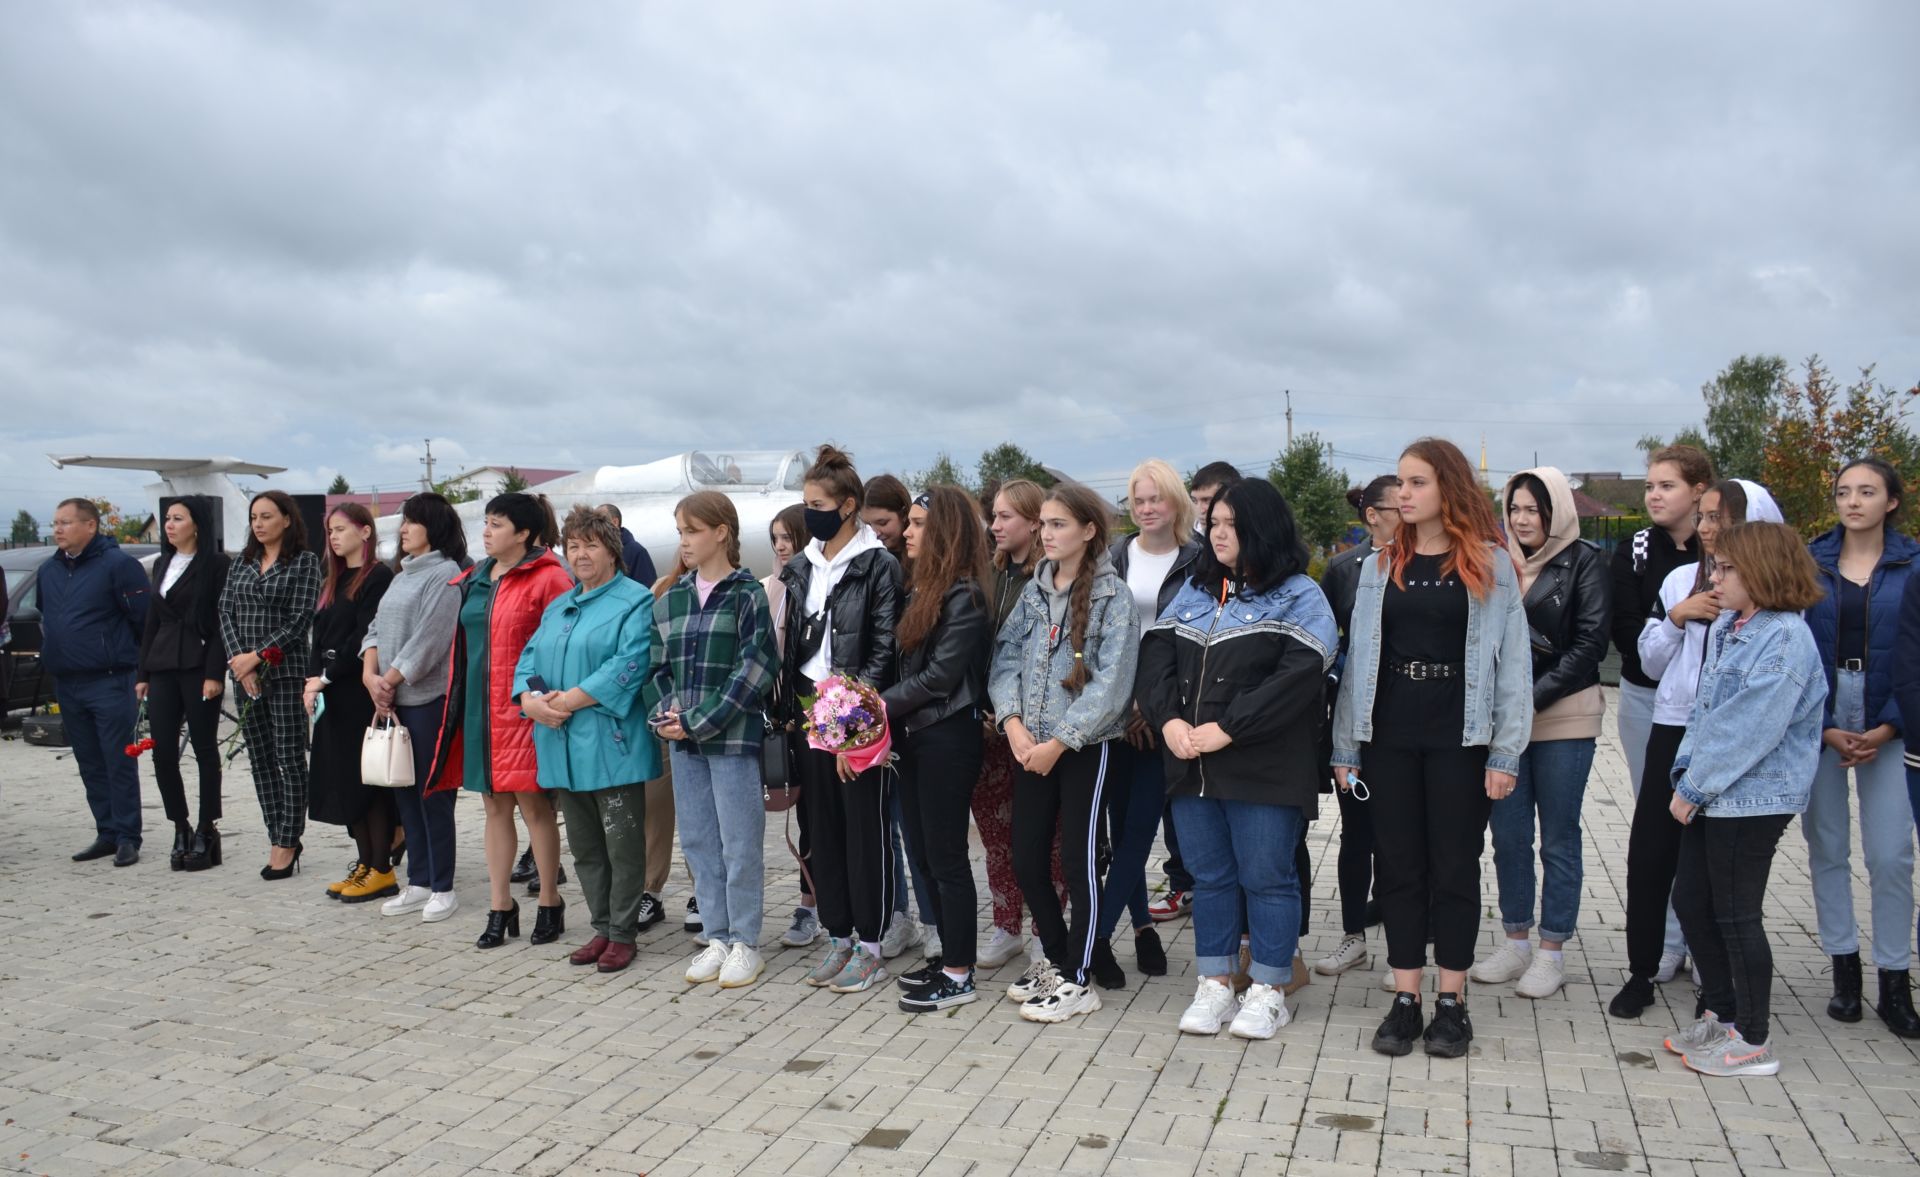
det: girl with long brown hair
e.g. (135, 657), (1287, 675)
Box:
(988, 482), (1140, 1024)
(1331, 438), (1532, 1059)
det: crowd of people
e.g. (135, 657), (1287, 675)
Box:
(26, 436), (1920, 1078)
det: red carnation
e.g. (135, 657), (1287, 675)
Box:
(260, 646), (286, 667)
(123, 743), (140, 757)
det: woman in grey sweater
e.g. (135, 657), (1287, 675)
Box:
(362, 494), (466, 925)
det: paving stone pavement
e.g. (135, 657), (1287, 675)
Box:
(2, 689), (1918, 1177)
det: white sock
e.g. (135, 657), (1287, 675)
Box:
(1508, 939), (1533, 957)
(1541, 948), (1564, 962)
(860, 940), (882, 958)
(799, 904), (817, 917)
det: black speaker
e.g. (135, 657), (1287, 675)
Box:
(158, 494), (226, 554)
(289, 494), (328, 555)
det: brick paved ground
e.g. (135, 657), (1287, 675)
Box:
(2, 689), (1917, 1176)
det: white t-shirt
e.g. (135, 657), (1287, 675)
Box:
(1125, 541), (1178, 630)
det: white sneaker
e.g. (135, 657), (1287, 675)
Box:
(718, 943), (764, 989)
(1469, 941), (1532, 984)
(421, 891), (459, 922)
(1007, 961), (1058, 1003)
(1178, 977), (1237, 1035)
(924, 928), (942, 961)
(1514, 953), (1565, 998)
(1654, 949), (1688, 983)
(381, 885), (431, 916)
(880, 915), (923, 959)
(1020, 979), (1101, 1023)
(1229, 983), (1291, 1039)
(978, 927), (1026, 968)
(1380, 965), (1399, 993)
(1314, 934), (1370, 976)
(685, 942), (728, 984)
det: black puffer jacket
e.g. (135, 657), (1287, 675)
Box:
(777, 545), (904, 714)
(1109, 535), (1202, 622)
(882, 578), (990, 736)
(1526, 538), (1612, 713)
(1317, 542), (1377, 672)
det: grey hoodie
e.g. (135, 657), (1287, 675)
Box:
(361, 550), (461, 707)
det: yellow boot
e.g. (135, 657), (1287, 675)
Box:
(340, 866), (399, 904)
(327, 863), (366, 900)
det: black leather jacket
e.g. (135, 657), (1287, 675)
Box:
(1318, 543), (1376, 672)
(777, 547), (904, 715)
(881, 578), (989, 736)
(1525, 538), (1612, 713)
(1109, 535), (1202, 621)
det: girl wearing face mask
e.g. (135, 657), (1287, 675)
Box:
(1610, 479), (1782, 1017)
(1801, 458), (1920, 1037)
(783, 446), (906, 994)
(1330, 438), (1532, 1060)
(219, 490), (323, 879)
(1471, 468), (1611, 1000)
(989, 483), (1140, 1024)
(973, 479), (1069, 970)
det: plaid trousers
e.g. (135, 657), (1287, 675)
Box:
(241, 674), (311, 847)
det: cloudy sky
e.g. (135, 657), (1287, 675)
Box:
(2, 1), (1916, 525)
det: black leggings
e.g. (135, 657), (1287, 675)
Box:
(145, 669), (222, 824)
(1013, 740), (1113, 985)
(1363, 743), (1491, 972)
(1672, 812), (1793, 1045)
(898, 713), (985, 968)
(1623, 723), (1687, 980)
(1333, 779), (1373, 934)
(803, 747), (895, 944)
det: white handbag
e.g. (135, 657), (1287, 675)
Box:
(361, 716), (416, 787)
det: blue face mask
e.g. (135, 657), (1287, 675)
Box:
(803, 506), (846, 543)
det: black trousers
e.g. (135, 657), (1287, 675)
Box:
(1364, 743), (1491, 972)
(803, 746), (895, 943)
(145, 669), (222, 824)
(1161, 800), (1194, 892)
(1624, 723), (1687, 980)
(1013, 739), (1113, 985)
(1333, 775), (1374, 934)
(1672, 812), (1794, 1045)
(1294, 830), (1312, 937)
(898, 712), (985, 967)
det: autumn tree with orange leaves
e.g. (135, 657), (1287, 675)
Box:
(1761, 357), (1920, 537)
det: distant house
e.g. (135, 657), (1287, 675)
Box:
(1569, 472), (1642, 514)
(325, 492), (397, 519)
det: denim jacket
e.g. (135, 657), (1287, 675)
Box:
(1330, 544), (1533, 776)
(1671, 609), (1826, 817)
(988, 556), (1140, 750)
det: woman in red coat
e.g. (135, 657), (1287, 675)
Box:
(425, 494), (575, 949)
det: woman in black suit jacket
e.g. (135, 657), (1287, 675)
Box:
(136, 499), (232, 870)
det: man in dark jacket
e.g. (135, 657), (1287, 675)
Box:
(600, 503), (658, 587)
(42, 498), (151, 865)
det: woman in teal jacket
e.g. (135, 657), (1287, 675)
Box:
(514, 505), (663, 973)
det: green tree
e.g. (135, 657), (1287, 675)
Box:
(431, 478), (482, 504)
(1267, 432), (1352, 551)
(327, 474), (352, 494)
(1699, 354), (1786, 480)
(1636, 426), (1709, 461)
(9, 509), (38, 544)
(908, 452), (971, 494)
(975, 443), (1055, 491)
(499, 467), (531, 493)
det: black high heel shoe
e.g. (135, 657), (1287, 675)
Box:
(477, 901), (521, 949)
(169, 821), (194, 872)
(261, 842), (303, 881)
(183, 821), (221, 871)
(529, 901), (565, 947)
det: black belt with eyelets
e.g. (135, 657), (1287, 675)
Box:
(1390, 659), (1461, 681)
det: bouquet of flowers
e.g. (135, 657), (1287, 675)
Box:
(123, 701), (154, 759)
(798, 674), (894, 773)
(219, 646), (285, 764)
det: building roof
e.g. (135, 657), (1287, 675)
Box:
(1571, 489), (1623, 518)
(447, 465), (578, 487)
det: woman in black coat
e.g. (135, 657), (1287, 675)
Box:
(136, 498), (232, 870)
(303, 504), (398, 903)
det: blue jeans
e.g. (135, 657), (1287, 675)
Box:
(394, 701), (456, 892)
(670, 747), (766, 945)
(1489, 737), (1594, 943)
(1096, 742), (1164, 939)
(1804, 668), (1915, 969)
(890, 787), (936, 924)
(57, 671), (142, 847)
(1169, 795), (1303, 986)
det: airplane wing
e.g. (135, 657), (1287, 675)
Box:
(48, 455), (287, 476)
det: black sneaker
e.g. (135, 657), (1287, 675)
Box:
(509, 847), (536, 884)
(1424, 993), (1473, 1058)
(1608, 975), (1656, 1020)
(636, 891), (665, 929)
(1371, 992), (1425, 1056)
(1089, 938), (1126, 990)
(524, 864), (566, 895)
(899, 969), (978, 1012)
(896, 955), (946, 992)
(1134, 927), (1168, 977)
(684, 895), (702, 933)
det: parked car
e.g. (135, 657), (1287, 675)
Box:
(3, 544), (159, 719)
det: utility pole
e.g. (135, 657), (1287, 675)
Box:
(420, 439), (436, 492)
(1285, 390), (1293, 447)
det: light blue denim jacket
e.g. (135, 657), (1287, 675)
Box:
(1671, 609), (1826, 816)
(988, 555), (1140, 750)
(1330, 544), (1533, 776)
